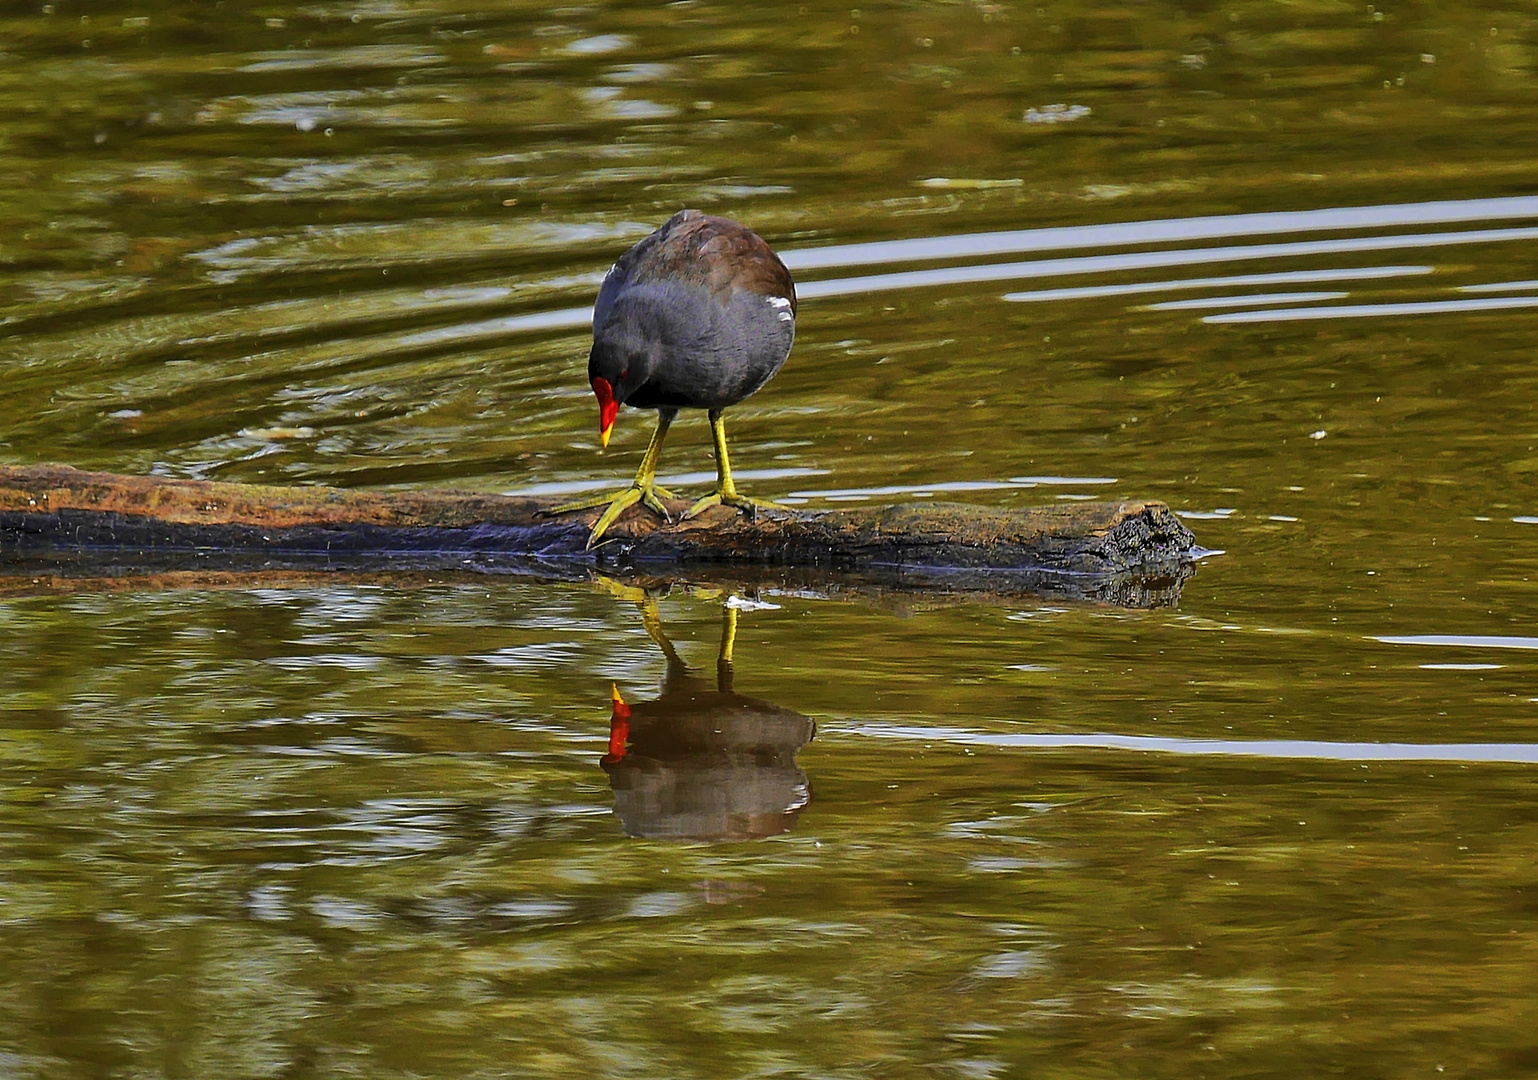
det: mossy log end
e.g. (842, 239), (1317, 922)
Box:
(0, 464), (1204, 602)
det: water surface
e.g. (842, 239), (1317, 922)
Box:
(4, 2), (1538, 1076)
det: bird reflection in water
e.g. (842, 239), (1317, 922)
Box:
(601, 588), (815, 841)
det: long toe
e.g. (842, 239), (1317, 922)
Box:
(683, 489), (780, 521)
(721, 491), (780, 513)
(547, 482), (675, 519)
(585, 487), (643, 548)
(640, 486), (674, 521)
(544, 490), (621, 516)
(683, 492), (721, 520)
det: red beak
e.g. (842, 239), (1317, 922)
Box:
(592, 377), (619, 449)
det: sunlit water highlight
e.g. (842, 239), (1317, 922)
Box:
(1205, 293), (1538, 324)
(1145, 291), (1349, 311)
(1374, 634), (1538, 651)
(852, 723), (1538, 764)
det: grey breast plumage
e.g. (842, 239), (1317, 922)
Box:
(591, 210), (796, 412)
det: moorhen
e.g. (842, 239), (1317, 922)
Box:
(551, 209), (797, 548)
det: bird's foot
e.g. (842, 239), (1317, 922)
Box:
(591, 573), (672, 605)
(683, 488), (780, 522)
(546, 482), (675, 548)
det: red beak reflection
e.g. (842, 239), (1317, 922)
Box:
(603, 683), (631, 765)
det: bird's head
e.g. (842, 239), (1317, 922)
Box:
(587, 330), (657, 449)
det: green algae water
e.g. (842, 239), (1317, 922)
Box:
(5, 2), (1538, 1076)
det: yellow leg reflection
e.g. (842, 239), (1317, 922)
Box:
(717, 603), (739, 693)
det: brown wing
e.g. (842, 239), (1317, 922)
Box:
(627, 210), (797, 314)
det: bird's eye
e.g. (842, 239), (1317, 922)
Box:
(619, 368), (629, 381)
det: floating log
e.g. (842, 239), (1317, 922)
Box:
(0, 464), (1205, 606)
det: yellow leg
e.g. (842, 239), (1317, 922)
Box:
(684, 410), (779, 520)
(548, 411), (677, 547)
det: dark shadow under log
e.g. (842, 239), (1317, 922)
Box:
(0, 464), (1207, 607)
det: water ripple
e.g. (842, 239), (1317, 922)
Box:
(784, 196), (1538, 271)
(849, 723), (1538, 764)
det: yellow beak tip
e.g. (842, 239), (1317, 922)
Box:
(599, 427), (612, 449)
(610, 682), (625, 703)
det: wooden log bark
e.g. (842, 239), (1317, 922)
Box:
(0, 464), (1205, 605)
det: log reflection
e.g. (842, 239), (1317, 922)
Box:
(602, 599), (815, 841)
